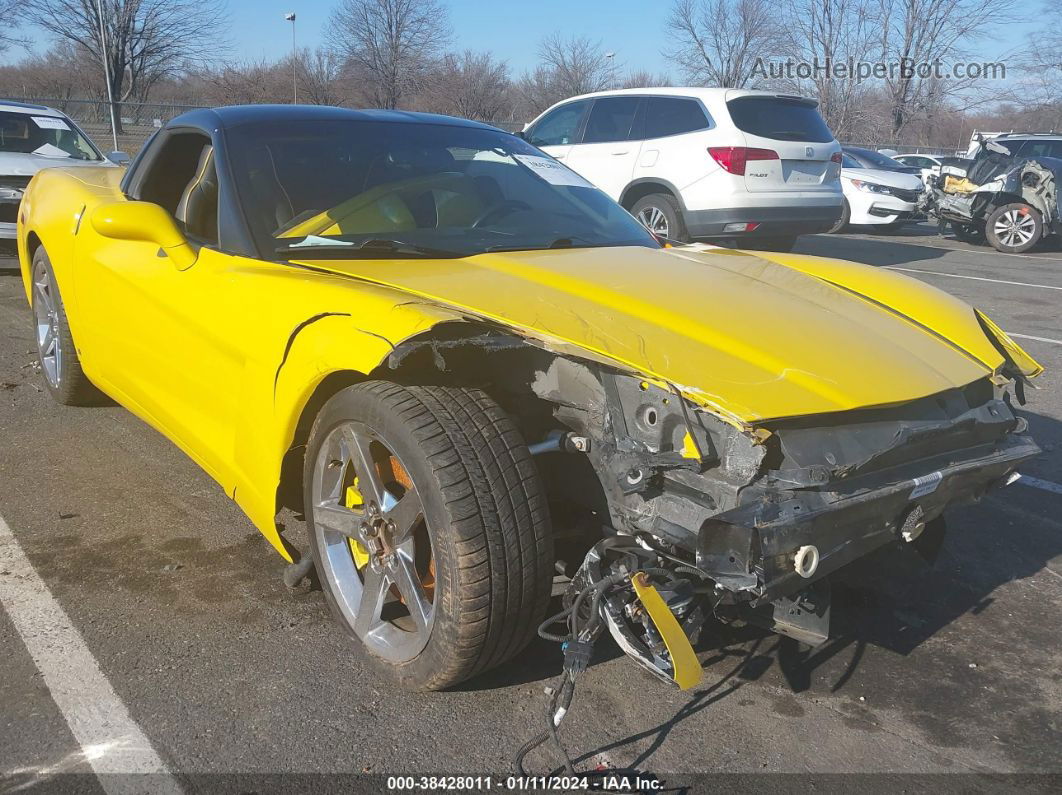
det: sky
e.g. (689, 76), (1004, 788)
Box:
(1, 0), (1041, 84)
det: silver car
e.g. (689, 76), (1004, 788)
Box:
(1, 100), (124, 245)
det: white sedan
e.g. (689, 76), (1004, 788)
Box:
(831, 150), (924, 232)
(894, 153), (944, 184)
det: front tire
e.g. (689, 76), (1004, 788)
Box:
(304, 381), (553, 690)
(631, 193), (688, 243)
(30, 247), (100, 405)
(986, 203), (1042, 253)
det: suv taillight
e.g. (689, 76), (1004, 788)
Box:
(708, 146), (779, 175)
(830, 152), (843, 164)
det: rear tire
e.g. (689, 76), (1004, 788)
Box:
(304, 381), (553, 690)
(631, 193), (688, 243)
(30, 247), (100, 406)
(828, 199), (850, 233)
(985, 203), (1042, 253)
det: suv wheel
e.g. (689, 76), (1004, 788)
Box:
(631, 194), (688, 243)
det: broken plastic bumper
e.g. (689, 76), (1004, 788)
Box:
(697, 432), (1039, 606)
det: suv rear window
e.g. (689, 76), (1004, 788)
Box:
(642, 98), (709, 139)
(726, 96), (834, 143)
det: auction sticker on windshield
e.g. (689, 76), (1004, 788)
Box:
(32, 116), (71, 131)
(514, 154), (593, 187)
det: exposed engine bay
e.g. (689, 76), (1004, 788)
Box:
(383, 323), (1041, 688)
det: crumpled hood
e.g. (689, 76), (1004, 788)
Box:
(295, 245), (1003, 425)
(0, 151), (114, 178)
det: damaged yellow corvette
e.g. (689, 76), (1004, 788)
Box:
(17, 106), (1043, 690)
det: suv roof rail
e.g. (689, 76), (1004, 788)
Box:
(995, 131), (1061, 138)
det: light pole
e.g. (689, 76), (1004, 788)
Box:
(95, 0), (119, 152)
(285, 12), (297, 104)
(605, 52), (616, 90)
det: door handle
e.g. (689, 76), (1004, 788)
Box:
(612, 150), (629, 155)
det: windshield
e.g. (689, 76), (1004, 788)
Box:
(0, 111), (102, 161)
(224, 119), (659, 258)
(847, 148), (905, 170)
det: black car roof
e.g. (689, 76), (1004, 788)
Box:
(168, 104), (503, 133)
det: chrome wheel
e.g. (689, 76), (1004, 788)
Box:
(32, 258), (61, 389)
(311, 422), (435, 663)
(993, 208), (1037, 248)
(637, 205), (670, 237)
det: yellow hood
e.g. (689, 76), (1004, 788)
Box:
(295, 245), (1006, 425)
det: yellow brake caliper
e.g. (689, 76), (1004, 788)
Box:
(345, 478), (370, 569)
(630, 572), (703, 690)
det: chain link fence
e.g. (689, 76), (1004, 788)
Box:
(5, 97), (526, 155)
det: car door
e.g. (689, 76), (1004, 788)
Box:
(631, 96), (713, 186)
(562, 96), (642, 199)
(524, 99), (591, 163)
(74, 131), (243, 486)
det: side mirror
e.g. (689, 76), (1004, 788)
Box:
(516, 129), (527, 141)
(89, 200), (198, 270)
(107, 151), (131, 165)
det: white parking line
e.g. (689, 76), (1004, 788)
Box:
(1009, 333), (1062, 346)
(1016, 475), (1062, 496)
(884, 266), (1062, 291)
(0, 514), (182, 795)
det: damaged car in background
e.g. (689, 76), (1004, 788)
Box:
(16, 105), (1043, 692)
(925, 135), (1062, 253)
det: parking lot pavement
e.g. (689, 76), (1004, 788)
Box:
(1, 225), (1060, 789)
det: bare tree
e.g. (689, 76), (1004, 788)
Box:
(0, 0), (23, 54)
(425, 51), (510, 121)
(874, 0), (1006, 139)
(667, 0), (782, 87)
(326, 0), (451, 109)
(779, 0), (877, 140)
(295, 47), (348, 106)
(18, 0), (226, 131)
(620, 70), (672, 89)
(537, 33), (614, 97)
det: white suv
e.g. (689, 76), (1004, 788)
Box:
(522, 88), (843, 251)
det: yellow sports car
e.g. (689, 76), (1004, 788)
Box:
(16, 106), (1042, 690)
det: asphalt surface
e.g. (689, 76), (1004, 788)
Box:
(1, 224), (1060, 791)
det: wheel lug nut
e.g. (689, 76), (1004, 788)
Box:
(361, 522), (376, 537)
(386, 520), (396, 533)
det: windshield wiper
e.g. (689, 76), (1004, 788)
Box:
(275, 237), (464, 259)
(768, 130), (810, 139)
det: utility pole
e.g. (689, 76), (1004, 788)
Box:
(95, 0), (119, 151)
(285, 12), (298, 104)
(605, 52), (616, 90)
